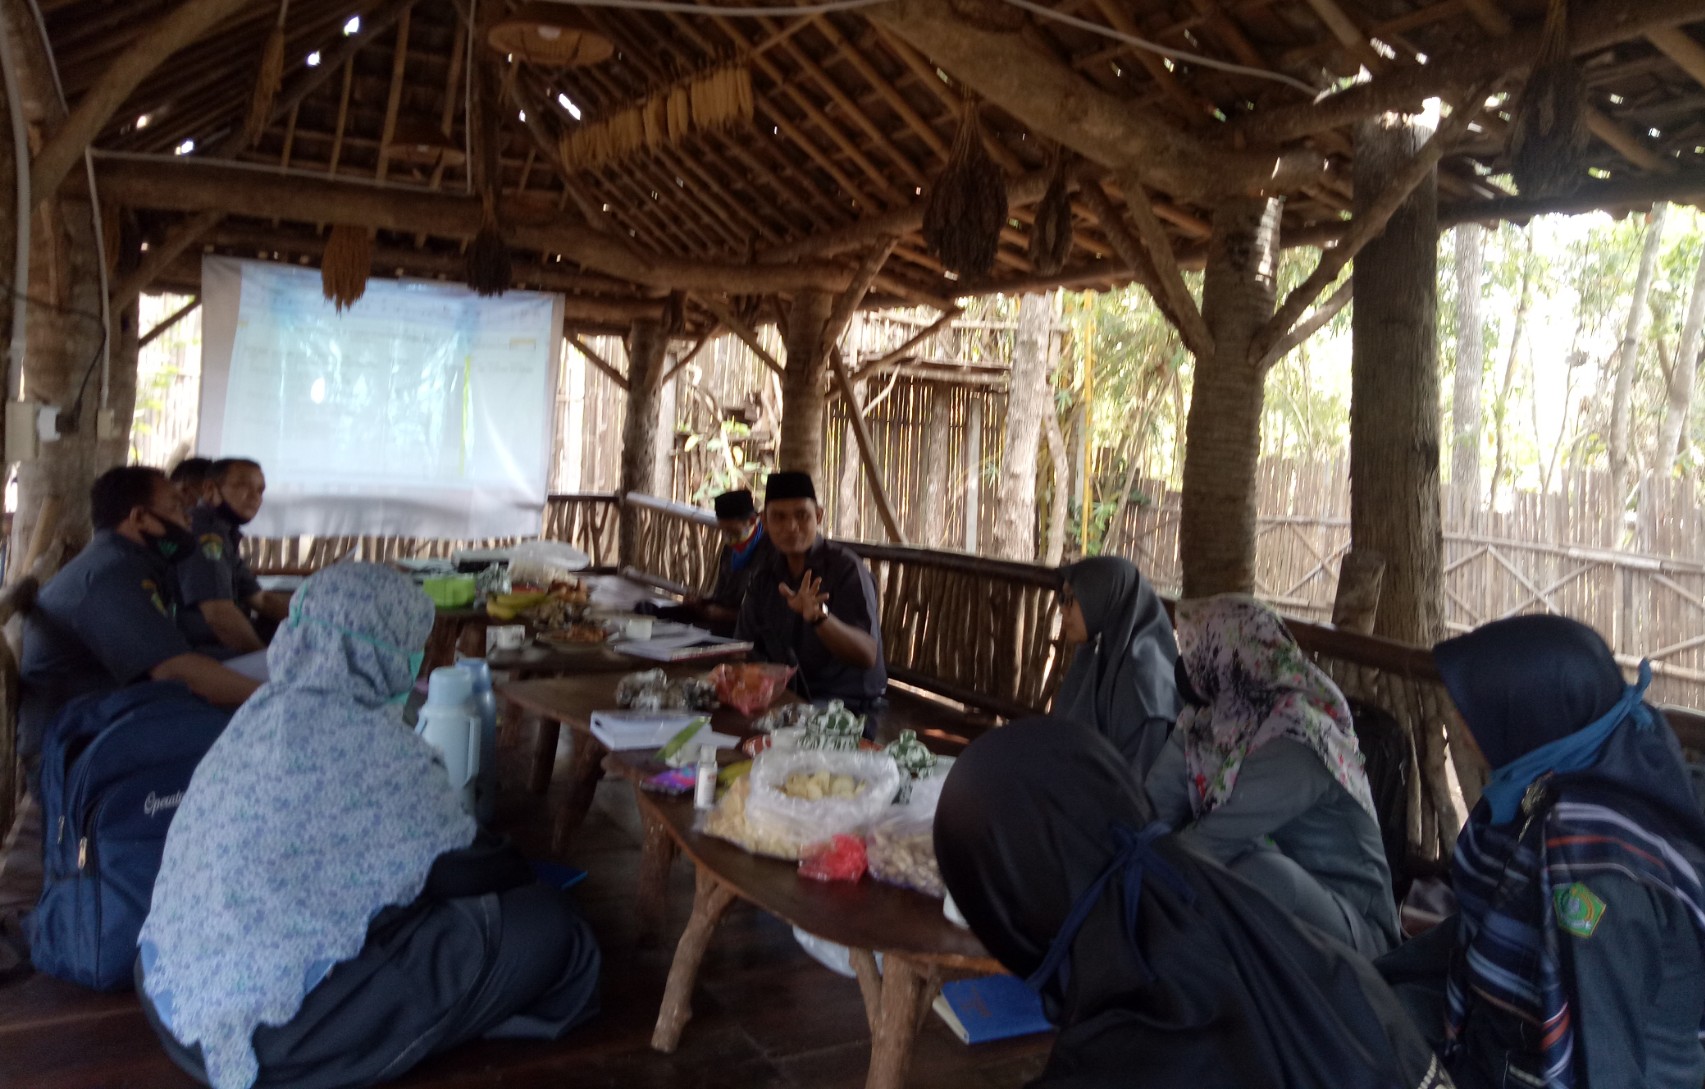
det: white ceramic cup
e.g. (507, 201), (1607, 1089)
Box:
(625, 616), (654, 641)
(489, 625), (526, 652)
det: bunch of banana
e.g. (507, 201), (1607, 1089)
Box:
(486, 591), (549, 621)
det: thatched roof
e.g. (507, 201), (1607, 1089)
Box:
(46, 0), (1705, 330)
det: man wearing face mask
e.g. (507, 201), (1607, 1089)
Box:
(19, 467), (262, 794)
(176, 457), (290, 657)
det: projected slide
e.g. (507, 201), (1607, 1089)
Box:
(199, 257), (562, 539)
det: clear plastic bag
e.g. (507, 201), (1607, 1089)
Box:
(507, 540), (591, 585)
(745, 749), (900, 856)
(709, 663), (795, 716)
(865, 811), (946, 898)
(799, 835), (868, 882)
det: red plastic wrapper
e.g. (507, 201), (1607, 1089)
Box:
(798, 835), (868, 882)
(710, 662), (795, 716)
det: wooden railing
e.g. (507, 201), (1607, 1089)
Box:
(239, 490), (1705, 867)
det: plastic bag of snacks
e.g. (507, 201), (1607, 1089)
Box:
(616, 669), (669, 711)
(709, 662), (795, 716)
(744, 749), (900, 857)
(798, 835), (868, 882)
(865, 812), (946, 898)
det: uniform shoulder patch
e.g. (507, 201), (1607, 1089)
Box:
(198, 533), (224, 561)
(141, 578), (170, 617)
(1554, 881), (1608, 938)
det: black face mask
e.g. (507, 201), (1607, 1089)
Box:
(143, 511), (199, 564)
(216, 500), (252, 528)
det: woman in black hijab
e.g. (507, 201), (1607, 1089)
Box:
(935, 718), (1448, 1089)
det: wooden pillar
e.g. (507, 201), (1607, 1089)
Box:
(836, 381), (863, 539)
(3, 0), (114, 562)
(963, 397), (983, 553)
(915, 387), (951, 547)
(991, 290), (1052, 561)
(779, 289), (833, 482)
(618, 318), (666, 565)
(1178, 196), (1282, 598)
(654, 349), (677, 498)
(1351, 113), (1444, 645)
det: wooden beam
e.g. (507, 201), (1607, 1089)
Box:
(567, 333), (628, 392)
(1237, 0), (1705, 144)
(91, 155), (857, 295)
(109, 209), (222, 309)
(1584, 105), (1677, 174)
(138, 296), (200, 350)
(825, 239), (899, 350)
(1439, 168), (1705, 223)
(1251, 87), (1490, 367)
(661, 325), (720, 386)
(850, 308), (961, 380)
(697, 295), (785, 376)
(1257, 279), (1350, 369)
(1111, 173), (1213, 359)
(30, 0), (251, 206)
(830, 347), (906, 545)
(1649, 25), (1705, 87)
(374, 9), (412, 184)
(866, 0), (1324, 197)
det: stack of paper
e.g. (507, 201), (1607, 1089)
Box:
(588, 711), (739, 752)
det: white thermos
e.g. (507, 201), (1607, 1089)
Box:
(416, 666), (481, 815)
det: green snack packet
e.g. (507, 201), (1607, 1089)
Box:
(657, 717), (710, 768)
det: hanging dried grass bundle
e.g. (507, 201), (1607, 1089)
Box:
(1508, 0), (1586, 198)
(559, 63), (754, 171)
(465, 201), (512, 297)
(1027, 152), (1073, 276)
(321, 224), (370, 312)
(923, 104), (1008, 279)
(242, 2), (289, 147)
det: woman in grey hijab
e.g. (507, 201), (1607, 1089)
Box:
(1053, 556), (1182, 777)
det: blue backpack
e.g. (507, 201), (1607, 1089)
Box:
(29, 681), (231, 991)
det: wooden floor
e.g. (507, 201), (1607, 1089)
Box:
(0, 728), (1051, 1089)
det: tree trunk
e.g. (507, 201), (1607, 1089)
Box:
(779, 289), (832, 482)
(1178, 196), (1282, 598)
(1656, 241), (1705, 473)
(1042, 397), (1069, 565)
(914, 386), (949, 547)
(964, 397), (982, 552)
(654, 350), (677, 498)
(1608, 204), (1668, 496)
(1488, 233), (1533, 511)
(618, 318), (666, 563)
(1350, 113), (1443, 645)
(991, 291), (1051, 561)
(1450, 223), (1486, 530)
(5, 0), (114, 564)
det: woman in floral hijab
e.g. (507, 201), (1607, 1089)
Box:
(1144, 594), (1399, 956)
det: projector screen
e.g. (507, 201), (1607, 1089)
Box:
(198, 256), (562, 539)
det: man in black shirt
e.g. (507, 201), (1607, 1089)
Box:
(735, 473), (885, 724)
(176, 458), (289, 657)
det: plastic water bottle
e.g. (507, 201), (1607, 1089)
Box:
(693, 744), (719, 810)
(417, 667), (480, 815)
(458, 659), (500, 823)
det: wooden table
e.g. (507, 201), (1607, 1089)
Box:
(621, 776), (1001, 1089)
(501, 667), (763, 843)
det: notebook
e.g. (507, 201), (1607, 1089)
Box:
(587, 711), (739, 753)
(932, 975), (1053, 1045)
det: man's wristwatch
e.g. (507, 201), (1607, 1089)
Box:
(807, 608), (829, 627)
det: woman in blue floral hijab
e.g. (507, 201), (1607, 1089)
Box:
(137, 563), (599, 1089)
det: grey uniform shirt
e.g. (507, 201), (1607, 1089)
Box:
(1146, 732), (1401, 954)
(19, 530), (192, 770)
(735, 536), (886, 707)
(175, 505), (263, 654)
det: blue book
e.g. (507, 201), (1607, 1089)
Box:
(932, 974), (1053, 1044)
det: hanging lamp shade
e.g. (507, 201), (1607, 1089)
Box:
(385, 118), (467, 167)
(487, 4), (614, 67)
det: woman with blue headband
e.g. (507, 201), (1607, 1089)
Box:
(135, 563), (600, 1089)
(1379, 614), (1705, 1089)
